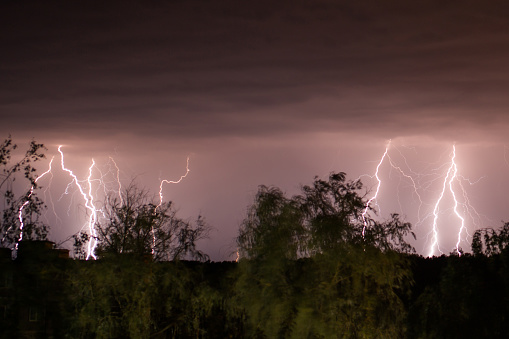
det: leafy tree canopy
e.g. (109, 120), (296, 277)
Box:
(74, 183), (209, 261)
(471, 222), (509, 256)
(236, 172), (415, 338)
(238, 172), (414, 260)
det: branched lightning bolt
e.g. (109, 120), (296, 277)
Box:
(358, 142), (482, 256)
(85, 160), (99, 259)
(428, 145), (466, 257)
(6, 143), (194, 260)
(16, 157), (54, 247)
(359, 141), (425, 233)
(151, 157), (190, 254)
(362, 143), (389, 237)
(58, 146), (99, 260)
(157, 157), (190, 209)
(456, 175), (484, 240)
(53, 147), (189, 259)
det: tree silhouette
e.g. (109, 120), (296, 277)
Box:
(0, 135), (47, 249)
(236, 172), (414, 338)
(472, 223), (509, 256)
(74, 183), (209, 261)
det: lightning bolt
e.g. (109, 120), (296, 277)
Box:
(361, 142), (389, 237)
(428, 145), (466, 257)
(16, 157), (54, 247)
(5, 142), (195, 260)
(58, 146), (99, 260)
(358, 141), (482, 256)
(359, 141), (427, 231)
(157, 156), (190, 209)
(152, 157), (191, 254)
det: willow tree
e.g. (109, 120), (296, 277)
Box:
(471, 223), (509, 257)
(236, 172), (415, 338)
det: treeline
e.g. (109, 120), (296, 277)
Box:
(2, 138), (509, 338)
(4, 235), (509, 338)
(407, 251), (509, 338)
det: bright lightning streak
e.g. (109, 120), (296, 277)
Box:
(151, 156), (190, 255)
(358, 142), (425, 232)
(85, 160), (99, 260)
(428, 160), (451, 256)
(450, 150), (466, 255)
(362, 143), (389, 237)
(358, 142), (480, 256)
(58, 146), (99, 260)
(353, 139), (486, 256)
(456, 176), (485, 240)
(157, 157), (190, 209)
(428, 145), (466, 257)
(16, 157), (54, 246)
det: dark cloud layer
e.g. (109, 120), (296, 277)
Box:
(3, 0), (509, 142)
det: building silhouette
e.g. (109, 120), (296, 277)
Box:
(0, 241), (69, 338)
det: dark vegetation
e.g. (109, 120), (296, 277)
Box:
(2, 138), (509, 338)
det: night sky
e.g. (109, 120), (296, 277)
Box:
(3, 0), (509, 260)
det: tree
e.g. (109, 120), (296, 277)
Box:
(236, 185), (305, 337)
(471, 223), (509, 256)
(67, 183), (212, 337)
(73, 183), (209, 261)
(0, 135), (47, 249)
(237, 185), (305, 261)
(236, 172), (415, 338)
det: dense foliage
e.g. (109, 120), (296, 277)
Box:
(65, 258), (244, 338)
(236, 173), (414, 338)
